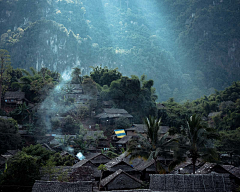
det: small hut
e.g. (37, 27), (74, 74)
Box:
(100, 169), (143, 191)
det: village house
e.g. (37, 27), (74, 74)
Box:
(62, 83), (94, 107)
(111, 129), (127, 149)
(149, 174), (231, 191)
(72, 159), (101, 181)
(115, 136), (132, 151)
(196, 162), (240, 191)
(95, 108), (133, 125)
(104, 158), (141, 179)
(85, 153), (111, 167)
(99, 169), (144, 191)
(125, 124), (147, 136)
(170, 158), (203, 174)
(3, 91), (29, 113)
(125, 124), (170, 137)
(4, 91), (29, 106)
(135, 159), (168, 181)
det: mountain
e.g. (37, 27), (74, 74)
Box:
(1, 0), (240, 102)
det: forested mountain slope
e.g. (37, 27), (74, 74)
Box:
(0, 0), (240, 101)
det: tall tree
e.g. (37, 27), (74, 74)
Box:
(0, 117), (22, 154)
(183, 114), (219, 174)
(0, 152), (39, 191)
(0, 49), (11, 109)
(128, 116), (176, 173)
(71, 67), (82, 84)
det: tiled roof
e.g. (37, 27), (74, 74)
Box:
(96, 108), (133, 119)
(87, 153), (111, 161)
(112, 152), (144, 168)
(103, 108), (129, 114)
(72, 159), (101, 178)
(150, 174), (231, 191)
(116, 136), (132, 144)
(32, 180), (92, 192)
(69, 166), (94, 182)
(171, 158), (203, 174)
(222, 165), (240, 179)
(105, 159), (133, 171)
(72, 159), (96, 169)
(135, 159), (155, 171)
(100, 169), (143, 187)
(196, 162), (217, 174)
(96, 113), (133, 119)
(4, 91), (26, 100)
(196, 163), (240, 180)
(125, 124), (147, 133)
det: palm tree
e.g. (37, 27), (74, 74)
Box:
(128, 116), (177, 173)
(183, 114), (219, 174)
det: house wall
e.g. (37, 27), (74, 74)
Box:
(107, 173), (141, 190)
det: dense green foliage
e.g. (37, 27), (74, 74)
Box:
(182, 114), (219, 173)
(0, 144), (75, 191)
(94, 67), (157, 122)
(0, 152), (40, 186)
(128, 116), (177, 173)
(0, 117), (22, 154)
(1, 0), (240, 101)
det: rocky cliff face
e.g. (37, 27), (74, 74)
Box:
(1, 0), (240, 101)
(1, 20), (95, 74)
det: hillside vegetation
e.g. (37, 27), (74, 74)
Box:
(0, 0), (240, 101)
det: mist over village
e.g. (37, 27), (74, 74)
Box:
(0, 0), (240, 192)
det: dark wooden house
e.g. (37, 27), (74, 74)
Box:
(4, 91), (28, 106)
(125, 124), (147, 136)
(135, 159), (169, 181)
(86, 153), (111, 167)
(104, 159), (141, 179)
(196, 163), (240, 191)
(100, 169), (143, 191)
(115, 136), (132, 151)
(72, 159), (101, 180)
(95, 108), (133, 125)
